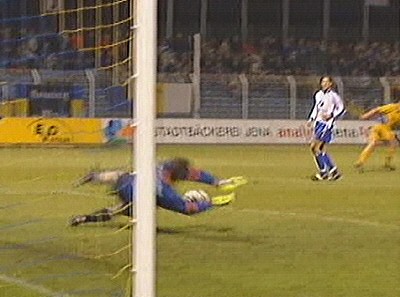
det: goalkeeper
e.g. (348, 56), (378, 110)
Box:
(70, 157), (247, 226)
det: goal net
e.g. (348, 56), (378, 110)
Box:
(0, 0), (134, 118)
(0, 1), (157, 296)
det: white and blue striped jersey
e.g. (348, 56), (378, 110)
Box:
(308, 89), (346, 129)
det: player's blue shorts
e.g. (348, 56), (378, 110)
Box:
(314, 121), (333, 143)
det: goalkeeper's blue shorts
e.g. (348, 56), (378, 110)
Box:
(314, 121), (333, 143)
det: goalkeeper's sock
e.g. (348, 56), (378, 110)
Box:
(85, 208), (113, 222)
(75, 170), (125, 186)
(70, 208), (114, 226)
(97, 171), (125, 184)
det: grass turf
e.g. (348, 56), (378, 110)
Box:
(0, 145), (399, 297)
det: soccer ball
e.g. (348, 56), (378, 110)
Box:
(183, 190), (210, 203)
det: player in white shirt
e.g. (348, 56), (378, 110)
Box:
(307, 76), (346, 181)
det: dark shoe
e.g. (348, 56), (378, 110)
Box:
(70, 215), (87, 226)
(328, 170), (342, 181)
(74, 172), (95, 187)
(311, 172), (328, 181)
(354, 163), (364, 173)
(384, 164), (396, 171)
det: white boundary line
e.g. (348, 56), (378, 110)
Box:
(0, 274), (72, 297)
(238, 208), (400, 230)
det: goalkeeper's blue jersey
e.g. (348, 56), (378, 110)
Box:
(115, 162), (218, 210)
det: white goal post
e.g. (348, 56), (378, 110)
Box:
(133, 0), (157, 297)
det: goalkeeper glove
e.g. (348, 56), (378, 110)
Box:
(211, 192), (235, 206)
(218, 176), (248, 192)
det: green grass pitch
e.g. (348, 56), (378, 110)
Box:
(0, 145), (399, 297)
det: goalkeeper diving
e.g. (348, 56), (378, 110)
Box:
(70, 157), (247, 226)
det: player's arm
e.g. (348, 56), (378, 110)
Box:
(331, 92), (346, 120)
(322, 92), (345, 122)
(186, 168), (247, 192)
(307, 90), (320, 122)
(185, 167), (219, 185)
(360, 107), (380, 120)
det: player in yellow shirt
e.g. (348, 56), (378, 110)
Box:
(355, 103), (400, 171)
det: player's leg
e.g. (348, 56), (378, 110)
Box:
(320, 143), (342, 180)
(355, 125), (381, 171)
(384, 134), (397, 171)
(310, 140), (328, 180)
(70, 206), (117, 226)
(311, 124), (341, 181)
(70, 174), (135, 226)
(310, 121), (337, 180)
(355, 142), (376, 171)
(75, 170), (126, 186)
(70, 202), (133, 226)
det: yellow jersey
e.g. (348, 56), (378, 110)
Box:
(377, 103), (400, 129)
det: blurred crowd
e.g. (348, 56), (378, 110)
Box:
(0, 19), (129, 70)
(158, 35), (400, 77)
(0, 23), (95, 70)
(1, 24), (400, 77)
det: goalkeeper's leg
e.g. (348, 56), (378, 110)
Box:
(74, 170), (126, 187)
(70, 203), (130, 226)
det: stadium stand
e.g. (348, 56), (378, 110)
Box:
(0, 0), (399, 119)
(199, 74), (243, 119)
(294, 75), (319, 120)
(247, 75), (290, 119)
(341, 76), (384, 117)
(0, 0), (132, 118)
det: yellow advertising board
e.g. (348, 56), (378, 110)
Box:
(0, 118), (103, 144)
